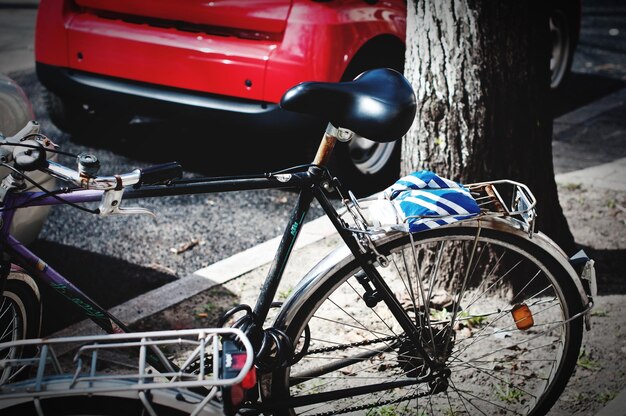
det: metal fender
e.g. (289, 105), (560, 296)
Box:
(272, 217), (590, 331)
(7, 267), (41, 302)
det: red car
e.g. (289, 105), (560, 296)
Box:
(34, 0), (579, 194)
(35, 0), (407, 194)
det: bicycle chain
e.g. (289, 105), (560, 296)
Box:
(302, 390), (430, 416)
(303, 334), (401, 355)
(187, 334), (401, 374)
(186, 333), (417, 416)
(296, 334), (436, 416)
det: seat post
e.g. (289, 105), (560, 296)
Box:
(312, 133), (336, 167)
(313, 123), (354, 166)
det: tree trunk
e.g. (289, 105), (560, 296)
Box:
(402, 0), (576, 254)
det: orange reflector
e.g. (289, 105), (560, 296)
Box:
(511, 303), (534, 330)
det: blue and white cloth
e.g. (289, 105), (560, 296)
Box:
(370, 171), (480, 232)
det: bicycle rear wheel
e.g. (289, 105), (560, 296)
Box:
(269, 226), (585, 415)
(0, 271), (41, 383)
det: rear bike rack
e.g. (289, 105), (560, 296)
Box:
(0, 328), (253, 415)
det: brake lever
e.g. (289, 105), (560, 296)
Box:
(98, 189), (155, 218)
(0, 120), (41, 163)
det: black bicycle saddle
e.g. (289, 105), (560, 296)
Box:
(279, 68), (417, 142)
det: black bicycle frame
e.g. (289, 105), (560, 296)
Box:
(2, 163), (437, 404)
(126, 167), (322, 328)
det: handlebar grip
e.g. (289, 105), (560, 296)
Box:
(137, 162), (183, 187)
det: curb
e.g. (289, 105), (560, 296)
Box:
(555, 157), (626, 191)
(50, 214), (337, 343)
(553, 86), (626, 136)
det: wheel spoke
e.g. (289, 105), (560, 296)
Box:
(448, 377), (489, 415)
(451, 299), (564, 359)
(272, 229), (581, 416)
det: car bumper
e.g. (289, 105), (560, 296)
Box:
(36, 62), (320, 130)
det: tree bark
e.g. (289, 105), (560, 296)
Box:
(402, 0), (576, 253)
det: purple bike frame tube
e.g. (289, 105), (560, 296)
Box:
(6, 233), (130, 334)
(1, 190), (128, 334)
(0, 188), (103, 250)
(9, 189), (104, 208)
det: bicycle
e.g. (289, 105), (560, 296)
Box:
(0, 68), (596, 415)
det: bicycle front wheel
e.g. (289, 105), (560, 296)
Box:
(0, 271), (41, 384)
(270, 226), (585, 416)
(0, 380), (223, 416)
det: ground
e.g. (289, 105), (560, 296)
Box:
(548, 183), (626, 415)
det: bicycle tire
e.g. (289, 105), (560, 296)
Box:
(269, 226), (585, 416)
(0, 380), (224, 416)
(3, 397), (195, 416)
(0, 271), (41, 384)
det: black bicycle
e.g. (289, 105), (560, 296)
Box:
(0, 68), (595, 415)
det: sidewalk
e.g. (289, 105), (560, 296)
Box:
(551, 88), (626, 415)
(0, 2), (37, 75)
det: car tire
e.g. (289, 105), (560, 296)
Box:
(549, 1), (579, 91)
(44, 88), (131, 144)
(43, 88), (75, 134)
(327, 38), (405, 197)
(330, 134), (401, 198)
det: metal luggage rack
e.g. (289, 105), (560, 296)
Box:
(0, 328), (253, 402)
(340, 179), (538, 238)
(466, 179), (537, 234)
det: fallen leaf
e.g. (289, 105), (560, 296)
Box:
(149, 263), (177, 275)
(170, 239), (200, 254)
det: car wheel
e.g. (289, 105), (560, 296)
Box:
(44, 88), (131, 144)
(43, 87), (75, 133)
(331, 133), (401, 197)
(329, 38), (405, 197)
(549, 5), (576, 90)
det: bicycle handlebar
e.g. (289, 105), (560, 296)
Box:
(44, 160), (183, 191)
(136, 162), (183, 188)
(44, 160), (142, 190)
(0, 120), (183, 191)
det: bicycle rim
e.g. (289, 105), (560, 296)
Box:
(0, 295), (25, 383)
(0, 274), (41, 384)
(270, 227), (584, 416)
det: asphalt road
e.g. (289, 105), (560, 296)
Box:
(9, 69), (331, 334)
(1, 0), (625, 334)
